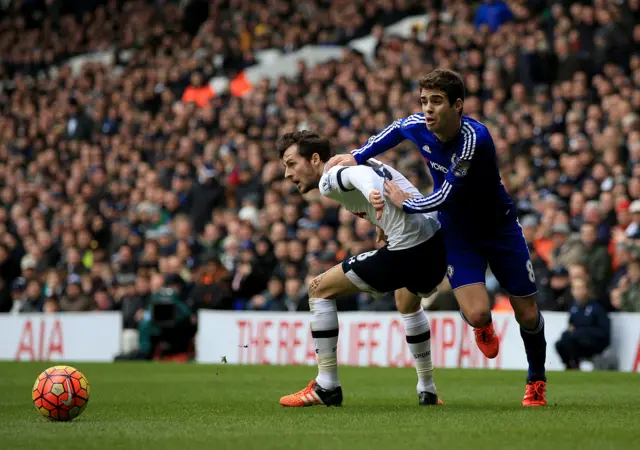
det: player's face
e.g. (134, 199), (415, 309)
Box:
(281, 145), (322, 194)
(420, 89), (462, 135)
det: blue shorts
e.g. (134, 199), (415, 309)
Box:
(443, 219), (538, 297)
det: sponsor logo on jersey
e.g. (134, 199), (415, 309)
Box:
(446, 265), (454, 279)
(322, 176), (332, 192)
(373, 166), (392, 180)
(368, 160), (393, 180)
(422, 145), (431, 153)
(429, 161), (449, 174)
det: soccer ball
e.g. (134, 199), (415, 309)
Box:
(32, 365), (90, 421)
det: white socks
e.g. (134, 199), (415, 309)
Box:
(310, 300), (434, 395)
(310, 298), (340, 390)
(402, 307), (436, 394)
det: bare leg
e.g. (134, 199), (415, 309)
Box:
(453, 283), (499, 359)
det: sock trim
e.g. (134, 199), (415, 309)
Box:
(521, 311), (544, 334)
(311, 328), (339, 339)
(406, 329), (431, 344)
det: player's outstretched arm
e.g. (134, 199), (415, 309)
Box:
(396, 123), (479, 214)
(393, 179), (453, 214)
(325, 153), (356, 172)
(382, 164), (454, 214)
(326, 119), (406, 171)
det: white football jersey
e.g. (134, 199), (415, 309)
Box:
(319, 159), (440, 250)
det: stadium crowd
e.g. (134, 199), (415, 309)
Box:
(0, 0), (639, 356)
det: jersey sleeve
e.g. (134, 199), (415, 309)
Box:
(320, 166), (380, 202)
(350, 117), (411, 164)
(402, 123), (481, 214)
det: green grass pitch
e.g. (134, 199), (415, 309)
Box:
(1, 362), (640, 450)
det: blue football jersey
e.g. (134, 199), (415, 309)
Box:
(351, 113), (515, 235)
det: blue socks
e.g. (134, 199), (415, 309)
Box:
(520, 310), (547, 382)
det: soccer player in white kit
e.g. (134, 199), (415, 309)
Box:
(277, 131), (447, 407)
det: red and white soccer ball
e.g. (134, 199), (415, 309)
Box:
(32, 365), (90, 421)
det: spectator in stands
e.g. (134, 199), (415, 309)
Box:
(626, 200), (640, 238)
(2, 277), (24, 313)
(547, 266), (573, 312)
(611, 249), (640, 312)
(65, 97), (93, 141)
(474, 0), (513, 33)
(182, 72), (215, 108)
(59, 275), (94, 312)
(187, 256), (232, 311)
(283, 277), (309, 312)
(610, 241), (633, 293)
(550, 223), (584, 271)
(555, 276), (611, 370)
(579, 222), (612, 296)
(12, 278), (43, 313)
(190, 164), (226, 234)
(248, 276), (286, 311)
(118, 274), (148, 332)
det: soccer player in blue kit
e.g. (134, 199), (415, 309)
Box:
(326, 69), (547, 406)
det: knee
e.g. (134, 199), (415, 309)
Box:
(396, 296), (421, 314)
(308, 275), (333, 300)
(516, 305), (540, 329)
(464, 309), (492, 328)
(308, 275), (321, 299)
(511, 296), (539, 329)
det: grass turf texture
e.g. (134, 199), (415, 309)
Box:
(1, 363), (639, 450)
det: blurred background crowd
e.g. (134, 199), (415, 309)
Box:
(0, 0), (638, 359)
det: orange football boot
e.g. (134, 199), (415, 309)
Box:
(522, 380), (547, 407)
(474, 322), (500, 359)
(279, 380), (343, 407)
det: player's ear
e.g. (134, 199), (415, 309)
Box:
(454, 99), (463, 115)
(311, 153), (321, 166)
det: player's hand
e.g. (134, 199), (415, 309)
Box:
(376, 226), (388, 244)
(325, 153), (357, 172)
(369, 189), (384, 220)
(384, 180), (413, 208)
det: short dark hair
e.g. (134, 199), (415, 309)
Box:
(419, 69), (466, 106)
(277, 131), (333, 162)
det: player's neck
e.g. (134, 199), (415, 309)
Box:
(435, 118), (462, 143)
